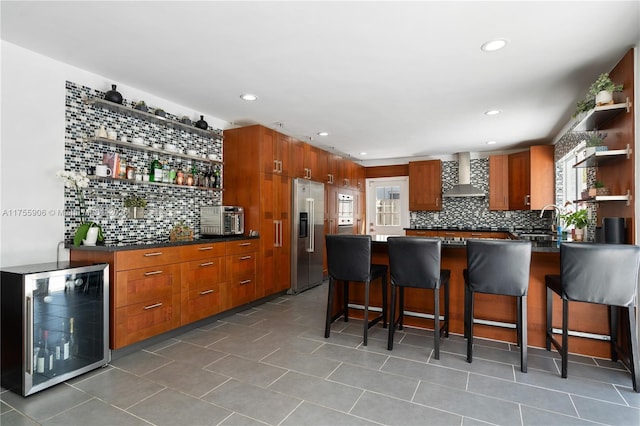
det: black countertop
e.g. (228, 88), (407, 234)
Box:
(376, 233), (560, 253)
(68, 235), (258, 252)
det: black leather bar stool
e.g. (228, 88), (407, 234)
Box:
(386, 237), (450, 359)
(464, 239), (532, 372)
(325, 234), (388, 346)
(545, 243), (640, 392)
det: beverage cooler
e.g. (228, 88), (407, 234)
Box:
(1, 262), (110, 396)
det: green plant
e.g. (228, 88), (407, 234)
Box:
(586, 131), (607, 147)
(574, 73), (623, 116)
(135, 100), (146, 107)
(123, 195), (147, 208)
(561, 209), (589, 229)
(593, 180), (605, 189)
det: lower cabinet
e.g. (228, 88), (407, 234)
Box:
(71, 238), (258, 350)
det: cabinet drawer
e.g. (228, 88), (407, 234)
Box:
(226, 253), (256, 308)
(181, 284), (221, 324)
(406, 230), (439, 237)
(114, 293), (180, 348)
(225, 239), (258, 255)
(181, 257), (225, 292)
(115, 264), (180, 307)
(179, 243), (225, 261)
(116, 246), (181, 271)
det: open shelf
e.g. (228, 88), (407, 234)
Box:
(89, 175), (222, 191)
(87, 137), (222, 164)
(86, 98), (222, 140)
(575, 190), (632, 206)
(572, 98), (632, 132)
(573, 144), (632, 168)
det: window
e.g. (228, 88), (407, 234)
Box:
(367, 177), (409, 235)
(559, 141), (587, 206)
(376, 186), (401, 226)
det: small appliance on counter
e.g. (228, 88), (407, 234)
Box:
(200, 206), (244, 236)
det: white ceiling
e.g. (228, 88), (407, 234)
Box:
(2, 1), (639, 164)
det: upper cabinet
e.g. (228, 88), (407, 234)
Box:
(409, 160), (442, 211)
(261, 128), (292, 176)
(489, 154), (509, 211)
(508, 145), (554, 211)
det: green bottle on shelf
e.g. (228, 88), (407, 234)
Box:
(150, 156), (162, 182)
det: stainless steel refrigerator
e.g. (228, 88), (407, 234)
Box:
(290, 178), (325, 294)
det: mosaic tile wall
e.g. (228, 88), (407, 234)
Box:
(410, 158), (551, 230)
(64, 81), (223, 243)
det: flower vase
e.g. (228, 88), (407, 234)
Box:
(84, 226), (99, 245)
(595, 90), (613, 106)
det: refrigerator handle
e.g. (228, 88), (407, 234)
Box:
(26, 295), (33, 375)
(307, 198), (314, 252)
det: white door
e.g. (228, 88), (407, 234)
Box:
(366, 177), (409, 236)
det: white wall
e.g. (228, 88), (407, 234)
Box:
(0, 41), (227, 267)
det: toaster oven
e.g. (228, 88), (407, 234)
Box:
(200, 206), (245, 236)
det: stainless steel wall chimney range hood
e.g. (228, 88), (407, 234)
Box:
(443, 152), (485, 198)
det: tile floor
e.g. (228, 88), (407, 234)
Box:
(2, 283), (639, 426)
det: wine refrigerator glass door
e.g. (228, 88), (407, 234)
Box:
(25, 263), (109, 395)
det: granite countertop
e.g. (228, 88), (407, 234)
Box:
(374, 233), (560, 253)
(68, 235), (258, 252)
(404, 226), (513, 232)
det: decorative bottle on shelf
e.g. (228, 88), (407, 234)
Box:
(195, 115), (208, 130)
(69, 317), (78, 357)
(59, 320), (70, 361)
(104, 84), (123, 104)
(162, 160), (170, 183)
(150, 156), (161, 182)
(213, 166), (221, 189)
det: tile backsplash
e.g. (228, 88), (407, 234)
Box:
(410, 158), (551, 230)
(64, 81), (223, 243)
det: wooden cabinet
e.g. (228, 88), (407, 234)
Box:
(405, 229), (439, 237)
(291, 140), (327, 182)
(224, 125), (291, 298)
(353, 163), (365, 191)
(489, 154), (509, 211)
(409, 160), (442, 211)
(508, 145), (554, 210)
(225, 240), (258, 309)
(260, 127), (291, 176)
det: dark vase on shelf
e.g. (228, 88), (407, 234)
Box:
(154, 109), (166, 118)
(134, 102), (148, 112)
(195, 115), (208, 130)
(104, 84), (123, 104)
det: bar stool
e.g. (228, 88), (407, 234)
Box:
(464, 239), (532, 372)
(324, 234), (388, 346)
(545, 243), (640, 392)
(386, 237), (450, 359)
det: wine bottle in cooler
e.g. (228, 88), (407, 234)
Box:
(44, 330), (54, 374)
(35, 330), (45, 374)
(57, 320), (70, 362)
(69, 317), (78, 357)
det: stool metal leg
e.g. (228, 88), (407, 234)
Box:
(325, 277), (335, 338)
(443, 280), (450, 337)
(627, 305), (639, 392)
(388, 283), (397, 350)
(520, 295), (528, 373)
(363, 280), (370, 346)
(466, 290), (474, 363)
(545, 286), (553, 351)
(561, 298), (569, 379)
(434, 286), (440, 360)
(382, 274), (388, 328)
(398, 287), (405, 330)
(610, 305), (618, 362)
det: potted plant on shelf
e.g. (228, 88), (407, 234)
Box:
(154, 108), (166, 118)
(134, 100), (148, 112)
(574, 73), (624, 116)
(588, 180), (610, 197)
(169, 221), (193, 241)
(561, 208), (589, 241)
(123, 195), (147, 219)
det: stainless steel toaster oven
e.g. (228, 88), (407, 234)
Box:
(200, 206), (245, 236)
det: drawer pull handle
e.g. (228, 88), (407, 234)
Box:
(444, 232), (455, 236)
(240, 255), (252, 260)
(200, 262), (214, 267)
(240, 279), (252, 285)
(144, 302), (163, 310)
(471, 233), (482, 236)
(144, 270), (163, 276)
(200, 289), (215, 295)
(144, 252), (163, 257)
(239, 242), (251, 246)
(198, 247), (214, 251)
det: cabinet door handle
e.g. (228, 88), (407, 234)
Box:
(200, 289), (215, 295)
(198, 246), (214, 251)
(240, 255), (252, 260)
(199, 262), (214, 267)
(444, 232), (455, 236)
(26, 296), (33, 375)
(143, 302), (163, 310)
(144, 270), (163, 276)
(144, 252), (163, 257)
(524, 195), (531, 206)
(240, 279), (252, 285)
(239, 242), (251, 246)
(273, 159), (279, 173)
(471, 233), (482, 237)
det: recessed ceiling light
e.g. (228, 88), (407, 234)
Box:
(240, 93), (258, 101)
(359, 152), (367, 156)
(481, 39), (508, 52)
(485, 110), (501, 116)
(317, 132), (329, 136)
(487, 140), (497, 145)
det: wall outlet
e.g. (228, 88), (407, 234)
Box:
(505, 211), (511, 218)
(433, 213), (439, 221)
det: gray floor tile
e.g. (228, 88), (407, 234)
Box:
(128, 388), (231, 426)
(1, 409), (40, 426)
(1, 399), (13, 414)
(205, 354), (287, 387)
(312, 342), (389, 370)
(328, 363), (419, 401)
(269, 371), (363, 412)
(152, 341), (227, 367)
(361, 338), (434, 363)
(381, 356), (469, 390)
(219, 412), (270, 426)
(175, 327), (230, 346)
(303, 327), (365, 348)
(109, 349), (172, 376)
(472, 344), (558, 373)
(618, 385), (640, 408)
(554, 359), (637, 387)
(208, 335), (280, 360)
(351, 390), (462, 425)
(428, 351), (516, 381)
(213, 322), (272, 340)
(261, 348), (341, 378)
(202, 379), (301, 425)
(42, 397), (149, 426)
(218, 312), (267, 327)
(467, 373), (577, 415)
(142, 360), (230, 398)
(72, 368), (164, 410)
(413, 381), (522, 425)
(281, 401), (379, 426)
(520, 404), (602, 426)
(0, 383), (92, 423)
(254, 330), (324, 354)
(572, 394), (640, 425)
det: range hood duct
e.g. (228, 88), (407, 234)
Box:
(443, 152), (485, 198)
